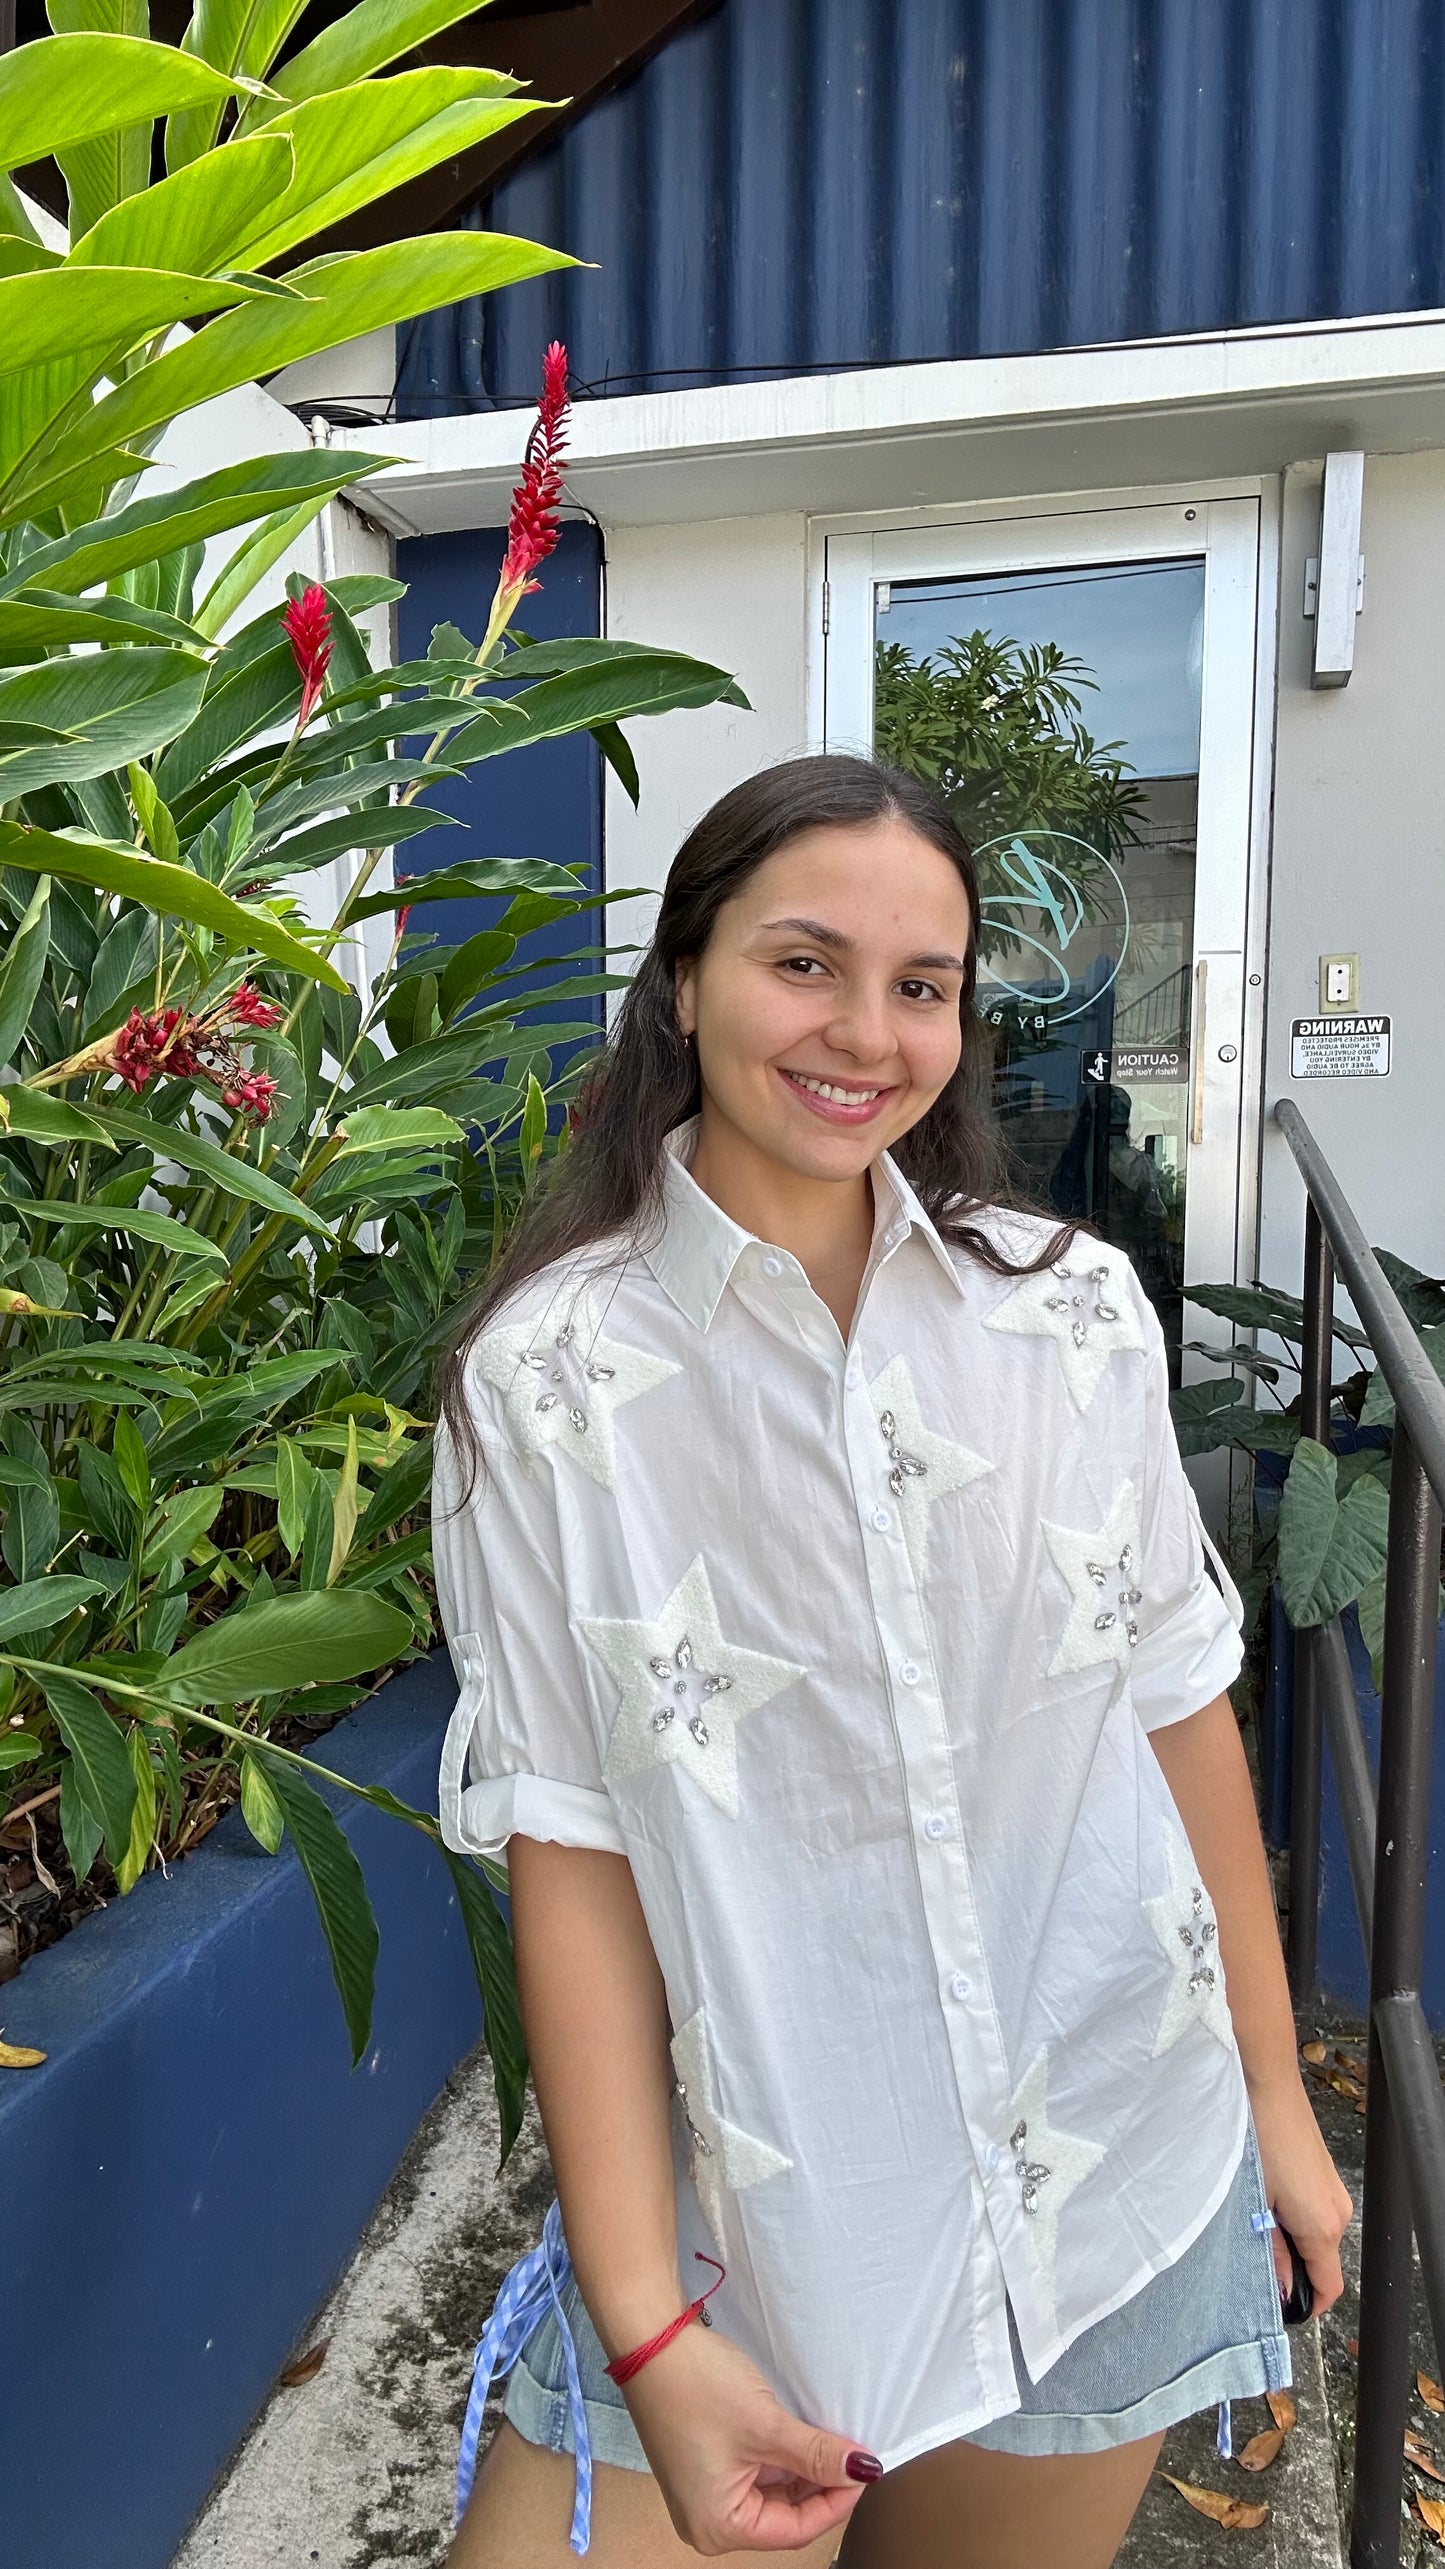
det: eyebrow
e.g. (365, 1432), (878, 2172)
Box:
(754, 915), (968, 973)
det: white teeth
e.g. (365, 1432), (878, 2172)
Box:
(786, 1072), (882, 1104)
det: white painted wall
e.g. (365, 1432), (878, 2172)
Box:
(1257, 449), (1445, 1302)
(601, 511), (809, 998)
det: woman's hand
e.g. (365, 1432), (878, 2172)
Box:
(1249, 2072), (1354, 2312)
(621, 2320), (876, 2555)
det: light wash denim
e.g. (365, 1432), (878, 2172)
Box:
(502, 2124), (1291, 2470)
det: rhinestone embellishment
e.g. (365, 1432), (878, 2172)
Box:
(1084, 1540), (1143, 1647)
(674, 2074), (715, 2160)
(648, 1633), (732, 1745)
(521, 1319), (616, 1433)
(878, 1407), (928, 1500)
(1045, 1259), (1122, 1350)
(1178, 1882), (1219, 1994)
(1009, 2118), (1052, 2216)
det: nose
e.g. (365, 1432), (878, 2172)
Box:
(823, 979), (895, 1064)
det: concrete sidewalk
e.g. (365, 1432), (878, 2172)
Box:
(175, 2046), (1346, 2569)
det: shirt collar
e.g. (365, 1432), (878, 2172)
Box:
(644, 1115), (966, 1332)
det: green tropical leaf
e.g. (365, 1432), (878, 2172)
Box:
(144, 1483), (223, 1567)
(242, 0), (517, 122)
(348, 855), (587, 919)
(1277, 1437), (1393, 1628)
(160, 1589), (411, 1704)
(0, 587), (204, 652)
(12, 1201), (227, 1267)
(58, 1755), (103, 1880)
(0, 875), (49, 1065)
(519, 1069), (546, 1169)
(334, 1105), (463, 1157)
(443, 653), (750, 766)
(68, 128), (294, 277)
(443, 1847), (528, 2161)
(165, 0), (308, 172)
(239, 1748), (283, 1852)
(0, 1730), (41, 1769)
(231, 73), (544, 270)
(46, 0), (153, 241)
(41, 1667), (136, 1864)
(191, 493), (333, 642)
(1186, 1281), (1369, 1350)
(250, 801), (459, 881)
(114, 1722), (157, 1895)
(274, 1436), (316, 1560)
(0, 826), (350, 991)
(0, 449), (395, 592)
(0, 1576), (102, 1644)
(94, 1100), (335, 1238)
(255, 1750), (378, 2065)
(0, 32), (252, 170)
(0, 265), (267, 388)
(22, 236), (570, 503)
(0, 648), (207, 792)
(112, 1409), (151, 1513)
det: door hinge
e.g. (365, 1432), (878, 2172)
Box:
(821, 578), (830, 636)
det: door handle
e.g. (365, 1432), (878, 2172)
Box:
(1190, 958), (1208, 1147)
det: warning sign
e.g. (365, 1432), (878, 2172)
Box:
(1115, 1045), (1186, 1084)
(1290, 1015), (1391, 1078)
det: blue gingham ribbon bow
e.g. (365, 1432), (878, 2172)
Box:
(456, 2196), (595, 2554)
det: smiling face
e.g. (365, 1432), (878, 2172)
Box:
(674, 816), (974, 1188)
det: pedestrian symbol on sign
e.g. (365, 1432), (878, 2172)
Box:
(1083, 1050), (1112, 1086)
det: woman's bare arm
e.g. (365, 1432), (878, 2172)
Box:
(1149, 1693), (1352, 2306)
(507, 1837), (871, 2554)
(508, 1838), (685, 2353)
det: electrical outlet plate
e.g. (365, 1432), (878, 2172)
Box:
(1318, 952), (1360, 1012)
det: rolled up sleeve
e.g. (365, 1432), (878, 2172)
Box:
(432, 1386), (625, 1864)
(1130, 1295), (1246, 1732)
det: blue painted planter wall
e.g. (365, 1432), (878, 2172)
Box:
(0, 1651), (482, 2569)
(1264, 1594), (1445, 2029)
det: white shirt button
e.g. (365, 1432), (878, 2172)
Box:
(762, 1255), (784, 1278)
(871, 1506), (891, 1532)
(899, 1660), (921, 1685)
(985, 2142), (1003, 2173)
(949, 1973), (971, 2002)
(922, 1812), (950, 1841)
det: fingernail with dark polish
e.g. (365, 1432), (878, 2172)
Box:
(846, 2451), (884, 2483)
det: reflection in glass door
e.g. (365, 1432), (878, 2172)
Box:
(823, 503), (1260, 1385)
(877, 559), (1202, 1359)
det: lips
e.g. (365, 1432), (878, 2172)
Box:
(775, 1065), (896, 1125)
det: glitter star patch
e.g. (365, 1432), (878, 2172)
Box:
(581, 1556), (807, 1819)
(867, 1356), (993, 1582)
(671, 2009), (792, 2252)
(1002, 2048), (1106, 2305)
(983, 1245), (1145, 1412)
(1041, 1481), (1144, 1679)
(474, 1282), (680, 1489)
(1143, 1824), (1235, 2057)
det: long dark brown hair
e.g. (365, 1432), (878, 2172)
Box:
(439, 754), (1078, 1461)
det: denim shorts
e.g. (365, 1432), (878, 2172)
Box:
(502, 2125), (1291, 2468)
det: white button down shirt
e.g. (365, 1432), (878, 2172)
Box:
(434, 1120), (1248, 2467)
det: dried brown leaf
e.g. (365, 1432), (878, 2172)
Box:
(1347, 2338), (1360, 2359)
(1406, 2431), (1445, 2483)
(1325, 2070), (1366, 2103)
(1267, 2390), (1298, 2434)
(278, 2338), (329, 2389)
(1238, 2429), (1285, 2472)
(1162, 2475), (1270, 2530)
(1415, 2492), (1445, 2541)
(0, 2033), (45, 2068)
(1334, 2047), (1367, 2079)
(1420, 2373), (1445, 2415)
(1301, 2039), (1328, 2064)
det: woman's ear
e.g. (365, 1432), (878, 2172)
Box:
(674, 956), (697, 1041)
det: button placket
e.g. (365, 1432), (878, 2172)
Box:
(841, 1353), (1011, 2179)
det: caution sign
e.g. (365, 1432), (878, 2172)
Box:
(1290, 1014), (1391, 1078)
(1115, 1045), (1186, 1084)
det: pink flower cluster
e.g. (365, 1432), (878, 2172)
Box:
(105, 983), (283, 1123)
(497, 342), (570, 607)
(282, 584), (332, 727)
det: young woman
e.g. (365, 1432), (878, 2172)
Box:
(433, 756), (1351, 2569)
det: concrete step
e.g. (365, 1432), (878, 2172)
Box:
(175, 2048), (1347, 2569)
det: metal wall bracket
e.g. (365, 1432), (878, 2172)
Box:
(1307, 450), (1365, 688)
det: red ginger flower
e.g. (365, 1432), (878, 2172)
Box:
(228, 981), (282, 1029)
(282, 583), (332, 727)
(496, 342), (569, 610)
(111, 1007), (199, 1093)
(220, 1070), (279, 1124)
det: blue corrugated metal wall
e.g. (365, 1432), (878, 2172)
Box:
(397, 0), (1445, 419)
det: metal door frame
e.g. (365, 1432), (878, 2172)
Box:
(812, 487), (1279, 1355)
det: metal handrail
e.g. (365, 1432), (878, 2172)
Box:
(1271, 1098), (1445, 2569)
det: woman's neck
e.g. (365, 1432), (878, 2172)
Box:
(687, 1112), (877, 1343)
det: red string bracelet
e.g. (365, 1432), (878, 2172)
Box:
(603, 2254), (726, 2384)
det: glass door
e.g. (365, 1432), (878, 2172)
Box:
(823, 502), (1260, 1379)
